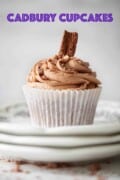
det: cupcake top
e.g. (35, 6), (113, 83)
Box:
(27, 30), (101, 90)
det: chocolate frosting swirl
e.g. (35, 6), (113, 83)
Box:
(27, 55), (101, 90)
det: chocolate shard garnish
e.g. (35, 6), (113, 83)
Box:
(58, 30), (78, 57)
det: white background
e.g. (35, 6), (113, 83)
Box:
(0, 0), (120, 107)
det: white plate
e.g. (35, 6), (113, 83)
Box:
(0, 100), (120, 162)
(0, 133), (120, 147)
(0, 123), (120, 135)
(0, 143), (120, 162)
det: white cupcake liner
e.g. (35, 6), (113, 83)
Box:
(23, 85), (102, 127)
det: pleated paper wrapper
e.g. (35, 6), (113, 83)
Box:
(23, 85), (102, 127)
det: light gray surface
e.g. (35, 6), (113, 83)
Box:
(0, 157), (120, 180)
(0, 0), (120, 106)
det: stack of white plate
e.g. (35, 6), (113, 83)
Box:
(0, 100), (120, 162)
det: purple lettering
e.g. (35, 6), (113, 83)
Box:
(88, 13), (95, 22)
(15, 14), (21, 22)
(30, 14), (36, 22)
(80, 14), (87, 22)
(7, 13), (14, 22)
(50, 14), (56, 22)
(22, 14), (29, 22)
(66, 14), (73, 22)
(74, 14), (80, 22)
(59, 14), (66, 22)
(103, 13), (113, 22)
(6, 12), (113, 23)
(36, 14), (43, 22)
(107, 13), (113, 22)
(44, 14), (50, 22)
(95, 14), (102, 22)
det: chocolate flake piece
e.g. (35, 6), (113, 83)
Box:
(11, 161), (22, 173)
(88, 163), (101, 175)
(58, 30), (78, 57)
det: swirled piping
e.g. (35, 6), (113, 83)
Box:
(27, 55), (101, 90)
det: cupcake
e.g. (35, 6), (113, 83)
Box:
(23, 30), (101, 127)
